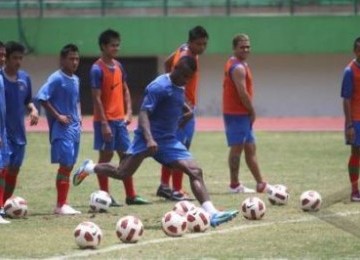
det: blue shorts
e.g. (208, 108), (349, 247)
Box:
(176, 116), (195, 148)
(128, 133), (192, 165)
(223, 114), (255, 146)
(51, 139), (79, 166)
(94, 120), (131, 152)
(346, 121), (360, 146)
(8, 140), (25, 167)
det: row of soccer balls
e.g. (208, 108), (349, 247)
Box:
(74, 187), (322, 249)
(2, 185), (322, 220)
(75, 202), (212, 249)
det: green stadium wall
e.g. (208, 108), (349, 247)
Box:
(0, 16), (359, 55)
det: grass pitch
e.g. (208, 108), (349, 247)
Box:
(1, 131), (360, 259)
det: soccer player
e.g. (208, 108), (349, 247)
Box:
(0, 68), (10, 224)
(222, 34), (270, 194)
(90, 29), (149, 206)
(341, 36), (360, 202)
(0, 41), (39, 203)
(156, 25), (209, 201)
(73, 56), (238, 227)
(36, 44), (82, 215)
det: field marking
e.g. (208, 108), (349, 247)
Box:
(45, 210), (360, 259)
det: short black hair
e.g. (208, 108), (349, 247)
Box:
(188, 26), (209, 42)
(176, 56), (197, 73)
(5, 41), (25, 58)
(98, 29), (120, 49)
(354, 37), (360, 51)
(0, 41), (4, 48)
(60, 43), (79, 58)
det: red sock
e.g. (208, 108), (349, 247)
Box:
(4, 168), (19, 201)
(0, 169), (6, 207)
(97, 175), (109, 192)
(56, 166), (71, 207)
(348, 155), (360, 193)
(161, 166), (171, 187)
(172, 170), (184, 192)
(123, 176), (136, 199)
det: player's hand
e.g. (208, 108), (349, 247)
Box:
(124, 114), (132, 125)
(57, 115), (71, 125)
(250, 111), (256, 125)
(146, 139), (158, 155)
(101, 122), (113, 142)
(346, 127), (355, 144)
(29, 110), (39, 126)
(178, 111), (194, 128)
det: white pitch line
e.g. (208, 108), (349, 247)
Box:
(45, 210), (360, 260)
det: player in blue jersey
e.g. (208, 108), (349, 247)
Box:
(0, 72), (10, 224)
(0, 41), (39, 204)
(36, 44), (81, 215)
(73, 57), (238, 227)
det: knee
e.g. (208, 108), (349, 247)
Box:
(190, 167), (203, 180)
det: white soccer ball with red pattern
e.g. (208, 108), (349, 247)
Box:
(4, 196), (28, 218)
(267, 184), (289, 205)
(300, 190), (322, 212)
(73, 221), (103, 249)
(173, 201), (196, 216)
(89, 190), (112, 212)
(186, 207), (210, 233)
(241, 197), (266, 220)
(161, 210), (187, 237)
(116, 215), (144, 243)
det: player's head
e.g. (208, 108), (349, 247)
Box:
(232, 34), (251, 61)
(187, 25), (209, 55)
(0, 41), (5, 68)
(171, 56), (197, 86)
(353, 37), (360, 60)
(5, 41), (25, 72)
(60, 44), (80, 75)
(98, 29), (120, 58)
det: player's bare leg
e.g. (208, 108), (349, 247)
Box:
(228, 145), (255, 193)
(244, 143), (269, 193)
(169, 159), (209, 203)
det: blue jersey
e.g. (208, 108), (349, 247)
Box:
(0, 70), (32, 145)
(136, 74), (185, 140)
(90, 60), (127, 89)
(0, 75), (9, 168)
(36, 70), (81, 142)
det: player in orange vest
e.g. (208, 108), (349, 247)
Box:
(90, 29), (149, 206)
(156, 26), (209, 201)
(222, 34), (271, 194)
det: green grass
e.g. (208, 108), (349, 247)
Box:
(1, 131), (360, 258)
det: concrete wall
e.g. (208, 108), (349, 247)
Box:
(25, 53), (350, 117)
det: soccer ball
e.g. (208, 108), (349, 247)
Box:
(73, 221), (103, 249)
(161, 210), (187, 237)
(241, 197), (266, 220)
(116, 215), (144, 243)
(173, 201), (196, 216)
(186, 207), (210, 233)
(300, 190), (322, 212)
(89, 190), (112, 212)
(267, 184), (289, 205)
(4, 196), (28, 218)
